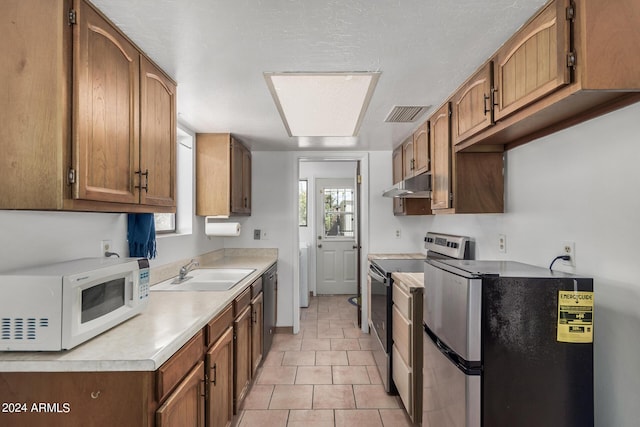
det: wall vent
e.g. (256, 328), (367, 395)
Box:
(384, 105), (430, 123)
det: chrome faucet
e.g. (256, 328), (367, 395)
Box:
(178, 259), (199, 281)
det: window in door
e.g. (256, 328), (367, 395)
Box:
(322, 187), (354, 238)
(299, 180), (308, 227)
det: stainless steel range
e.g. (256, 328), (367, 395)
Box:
(368, 257), (425, 393)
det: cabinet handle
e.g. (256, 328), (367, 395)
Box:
(135, 169), (149, 193)
(244, 197), (248, 208)
(90, 391), (101, 399)
(253, 310), (257, 324)
(483, 94), (490, 115)
(211, 362), (217, 386)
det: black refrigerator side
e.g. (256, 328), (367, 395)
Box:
(481, 275), (594, 427)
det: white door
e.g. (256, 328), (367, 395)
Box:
(316, 178), (357, 295)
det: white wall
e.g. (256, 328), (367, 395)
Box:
(221, 151), (297, 329)
(0, 210), (223, 273)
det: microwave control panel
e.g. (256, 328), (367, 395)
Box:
(136, 258), (151, 300)
(138, 268), (150, 299)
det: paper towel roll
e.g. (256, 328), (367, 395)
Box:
(205, 218), (241, 237)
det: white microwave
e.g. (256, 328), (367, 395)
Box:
(0, 257), (150, 351)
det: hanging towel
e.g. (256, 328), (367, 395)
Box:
(127, 213), (157, 259)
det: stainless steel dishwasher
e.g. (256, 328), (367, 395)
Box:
(262, 263), (277, 354)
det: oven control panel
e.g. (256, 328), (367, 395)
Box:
(424, 232), (470, 260)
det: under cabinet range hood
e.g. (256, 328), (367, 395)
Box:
(382, 173), (431, 198)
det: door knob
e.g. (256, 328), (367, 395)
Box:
(318, 244), (322, 248)
(352, 245), (359, 249)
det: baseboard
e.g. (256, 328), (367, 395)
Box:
(274, 326), (293, 334)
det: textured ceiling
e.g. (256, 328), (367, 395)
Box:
(90, 0), (547, 151)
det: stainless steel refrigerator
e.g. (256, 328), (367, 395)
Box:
(423, 259), (594, 427)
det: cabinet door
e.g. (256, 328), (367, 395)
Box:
(233, 305), (252, 413)
(230, 138), (251, 214)
(230, 138), (244, 214)
(452, 62), (494, 145)
(402, 137), (414, 180)
(392, 145), (405, 215)
(251, 292), (264, 376)
(74, 0), (140, 204)
(413, 122), (430, 175)
(242, 147), (252, 213)
(156, 361), (205, 427)
(140, 56), (176, 207)
(494, 0), (571, 120)
(206, 327), (234, 427)
(430, 103), (452, 211)
(392, 145), (403, 185)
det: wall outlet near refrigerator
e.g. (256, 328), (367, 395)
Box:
(561, 241), (576, 266)
(498, 234), (507, 253)
(395, 229), (401, 239)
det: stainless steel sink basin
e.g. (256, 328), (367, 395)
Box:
(151, 268), (255, 292)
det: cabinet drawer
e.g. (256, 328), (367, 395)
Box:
(392, 281), (412, 320)
(156, 330), (204, 403)
(234, 286), (251, 316)
(392, 344), (413, 414)
(392, 305), (412, 367)
(206, 304), (233, 347)
(251, 277), (263, 298)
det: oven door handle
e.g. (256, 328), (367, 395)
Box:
(368, 267), (387, 284)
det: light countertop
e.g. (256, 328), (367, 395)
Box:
(391, 272), (424, 289)
(0, 249), (277, 373)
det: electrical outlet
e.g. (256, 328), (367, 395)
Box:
(395, 229), (401, 239)
(253, 229), (261, 240)
(261, 230), (269, 240)
(562, 241), (576, 266)
(101, 240), (112, 256)
(498, 234), (506, 253)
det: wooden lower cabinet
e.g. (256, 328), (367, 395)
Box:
(0, 370), (156, 427)
(156, 361), (205, 427)
(0, 286), (267, 427)
(233, 305), (252, 414)
(206, 327), (234, 427)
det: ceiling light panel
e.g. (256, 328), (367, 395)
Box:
(264, 72), (380, 137)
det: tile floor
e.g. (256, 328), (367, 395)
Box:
(235, 295), (414, 427)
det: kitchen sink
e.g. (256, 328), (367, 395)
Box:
(151, 268), (256, 292)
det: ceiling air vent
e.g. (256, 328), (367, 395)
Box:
(384, 105), (430, 123)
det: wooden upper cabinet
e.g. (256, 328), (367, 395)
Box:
(452, 62), (494, 145)
(74, 0), (140, 204)
(429, 103), (452, 211)
(412, 122), (429, 175)
(402, 137), (414, 180)
(140, 56), (176, 207)
(197, 133), (251, 217)
(494, 0), (571, 121)
(392, 145), (403, 185)
(2, 0), (176, 213)
(230, 139), (251, 215)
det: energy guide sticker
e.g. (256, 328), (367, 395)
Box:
(557, 290), (594, 343)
